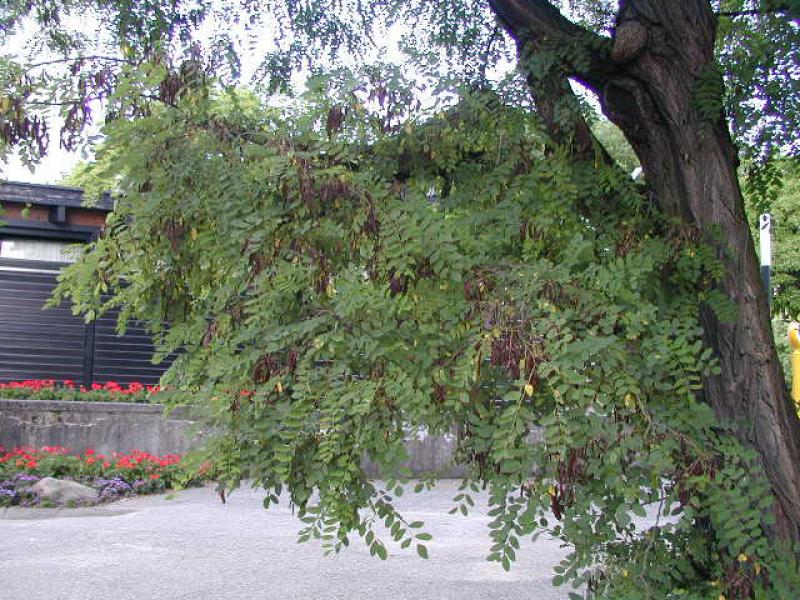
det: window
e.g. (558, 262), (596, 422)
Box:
(0, 238), (80, 263)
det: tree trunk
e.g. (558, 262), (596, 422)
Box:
(490, 0), (800, 544)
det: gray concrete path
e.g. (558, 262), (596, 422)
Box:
(0, 481), (570, 600)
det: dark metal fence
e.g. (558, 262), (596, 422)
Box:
(0, 260), (170, 385)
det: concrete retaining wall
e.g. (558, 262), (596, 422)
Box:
(363, 429), (465, 478)
(0, 400), (466, 477)
(0, 399), (203, 455)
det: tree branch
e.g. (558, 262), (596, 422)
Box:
(488, 0), (614, 91)
(26, 55), (135, 70)
(488, 0), (596, 43)
(717, 8), (773, 16)
(716, 7), (792, 17)
(488, 0), (615, 164)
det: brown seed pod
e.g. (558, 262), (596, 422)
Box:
(326, 106), (346, 137)
(362, 201), (380, 236)
(287, 347), (299, 372)
(253, 354), (278, 384)
(389, 273), (408, 296)
(162, 218), (186, 253)
(202, 321), (217, 347)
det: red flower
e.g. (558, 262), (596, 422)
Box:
(104, 381), (122, 393)
(0, 446), (189, 484)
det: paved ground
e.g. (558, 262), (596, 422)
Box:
(0, 481), (570, 600)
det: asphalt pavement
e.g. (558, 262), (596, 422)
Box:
(0, 481), (570, 600)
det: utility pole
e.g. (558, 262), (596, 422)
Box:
(759, 213), (772, 307)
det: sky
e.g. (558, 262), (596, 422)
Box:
(2, 142), (86, 185)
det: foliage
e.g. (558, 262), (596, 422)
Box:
(743, 157), (800, 395)
(4, 0), (800, 597)
(1, 1), (798, 168)
(589, 119), (639, 175)
(747, 159), (800, 319)
(59, 142), (126, 199)
(0, 379), (160, 402)
(773, 317), (794, 396)
(47, 77), (800, 596)
(717, 1), (800, 161)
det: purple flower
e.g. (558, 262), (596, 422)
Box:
(92, 476), (133, 502)
(0, 479), (19, 505)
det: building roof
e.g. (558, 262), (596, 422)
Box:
(0, 181), (113, 211)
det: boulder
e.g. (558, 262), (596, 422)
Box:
(30, 478), (99, 506)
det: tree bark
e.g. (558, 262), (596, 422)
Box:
(490, 0), (800, 544)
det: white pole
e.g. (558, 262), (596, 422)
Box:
(759, 213), (772, 307)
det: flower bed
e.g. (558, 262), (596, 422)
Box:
(0, 445), (208, 507)
(0, 379), (160, 403)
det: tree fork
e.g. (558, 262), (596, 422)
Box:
(490, 0), (800, 544)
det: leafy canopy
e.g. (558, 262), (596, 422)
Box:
(0, 0), (798, 168)
(4, 0), (800, 597)
(52, 77), (798, 596)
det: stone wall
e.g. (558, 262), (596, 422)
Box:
(0, 400), (203, 455)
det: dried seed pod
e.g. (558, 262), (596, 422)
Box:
(326, 106), (345, 137)
(202, 321), (217, 347)
(363, 205), (380, 236)
(389, 273), (408, 296)
(253, 354), (278, 384)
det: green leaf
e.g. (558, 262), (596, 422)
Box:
(614, 504), (631, 529)
(375, 543), (388, 560)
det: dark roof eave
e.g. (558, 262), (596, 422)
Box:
(0, 181), (113, 211)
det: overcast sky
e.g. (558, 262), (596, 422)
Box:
(2, 145), (85, 185)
